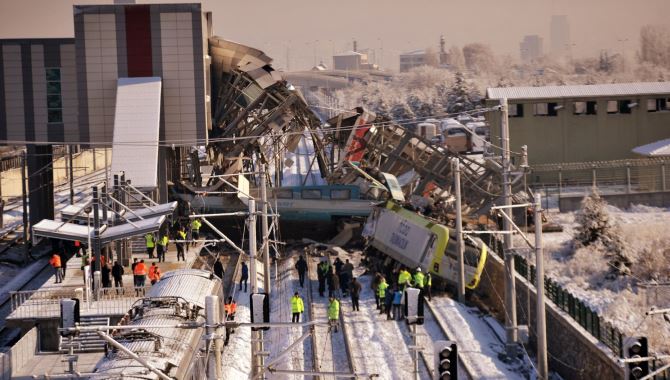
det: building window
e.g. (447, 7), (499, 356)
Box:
(647, 98), (668, 112)
(533, 103), (548, 116)
(275, 189), (293, 199)
(533, 102), (558, 116)
(607, 100), (619, 114)
(508, 104), (524, 117)
(46, 68), (63, 124)
(618, 100), (632, 114)
(574, 101), (597, 115)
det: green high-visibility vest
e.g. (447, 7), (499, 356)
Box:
(145, 233), (155, 248)
(291, 296), (304, 313)
(328, 299), (340, 320)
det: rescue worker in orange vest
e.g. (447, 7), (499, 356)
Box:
(133, 259), (147, 296)
(224, 296), (237, 345)
(50, 253), (63, 283)
(148, 262), (161, 285)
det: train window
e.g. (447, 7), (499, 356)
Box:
(330, 189), (351, 200)
(275, 189), (293, 199)
(301, 189), (322, 199)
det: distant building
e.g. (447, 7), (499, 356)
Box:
(485, 82), (670, 165)
(333, 51), (363, 71)
(550, 15), (571, 57)
(399, 50), (426, 72)
(520, 35), (543, 63)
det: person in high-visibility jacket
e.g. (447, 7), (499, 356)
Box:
(176, 227), (187, 262)
(156, 234), (168, 263)
(50, 253), (63, 283)
(223, 296), (237, 346)
(145, 233), (155, 258)
(398, 268), (412, 290)
(424, 272), (432, 301)
(377, 277), (389, 314)
(190, 218), (202, 247)
(291, 292), (304, 323)
(328, 296), (340, 332)
(413, 267), (425, 289)
(133, 259), (147, 296)
(148, 262), (161, 285)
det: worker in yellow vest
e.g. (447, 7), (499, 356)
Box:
(190, 218), (202, 247)
(176, 227), (187, 262)
(413, 268), (425, 289)
(156, 233), (168, 263)
(291, 292), (304, 323)
(145, 232), (155, 258)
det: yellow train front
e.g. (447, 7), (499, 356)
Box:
(363, 201), (488, 289)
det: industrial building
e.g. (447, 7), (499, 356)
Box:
(399, 50), (427, 72)
(0, 3), (212, 223)
(520, 35), (543, 63)
(486, 82), (670, 165)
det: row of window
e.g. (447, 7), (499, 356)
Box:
(46, 68), (63, 123)
(509, 98), (670, 117)
(275, 188), (352, 200)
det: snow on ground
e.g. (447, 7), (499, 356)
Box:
(518, 203), (670, 353)
(265, 255), (313, 379)
(306, 255), (350, 378)
(428, 297), (527, 379)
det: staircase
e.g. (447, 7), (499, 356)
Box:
(126, 190), (158, 257)
(59, 316), (110, 352)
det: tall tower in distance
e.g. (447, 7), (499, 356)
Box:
(550, 15), (571, 57)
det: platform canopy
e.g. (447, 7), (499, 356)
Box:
(60, 201), (177, 224)
(33, 215), (166, 245)
(632, 138), (670, 157)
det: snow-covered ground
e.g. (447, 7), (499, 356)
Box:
(518, 203), (670, 353)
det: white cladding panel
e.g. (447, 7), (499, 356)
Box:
(110, 77), (161, 188)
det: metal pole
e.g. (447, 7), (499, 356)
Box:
(261, 165), (271, 295)
(661, 163), (666, 191)
(248, 199), (261, 377)
(626, 164), (631, 194)
(454, 159), (465, 302)
(96, 331), (172, 380)
(104, 147), (109, 184)
(535, 193), (548, 379)
(92, 186), (101, 274)
(113, 175), (122, 265)
(500, 98), (518, 356)
(21, 152), (29, 264)
(413, 323), (419, 380)
(206, 295), (223, 380)
(92, 148), (96, 171)
(68, 145), (75, 205)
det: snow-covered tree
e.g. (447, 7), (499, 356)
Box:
(446, 72), (480, 113)
(574, 189), (631, 277)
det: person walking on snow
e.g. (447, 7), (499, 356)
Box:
(372, 273), (383, 310)
(291, 292), (304, 323)
(350, 277), (362, 312)
(213, 257), (225, 279)
(377, 276), (389, 315)
(392, 286), (403, 320)
(295, 256), (308, 287)
(327, 269), (340, 298)
(317, 259), (330, 297)
(239, 261), (249, 292)
(50, 253), (63, 283)
(328, 296), (340, 332)
(384, 284), (395, 320)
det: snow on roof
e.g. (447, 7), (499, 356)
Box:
(632, 138), (670, 156)
(400, 49), (425, 56)
(487, 81), (670, 100)
(333, 50), (363, 57)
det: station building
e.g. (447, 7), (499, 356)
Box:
(0, 3), (212, 224)
(485, 82), (670, 165)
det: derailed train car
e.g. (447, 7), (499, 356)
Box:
(90, 269), (223, 379)
(363, 201), (488, 289)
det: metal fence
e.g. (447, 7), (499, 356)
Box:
(530, 157), (670, 195)
(9, 285), (151, 319)
(513, 254), (625, 357)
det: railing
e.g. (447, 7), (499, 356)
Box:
(9, 285), (152, 319)
(513, 254), (625, 357)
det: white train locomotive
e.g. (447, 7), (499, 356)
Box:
(91, 269), (223, 379)
(363, 201), (488, 289)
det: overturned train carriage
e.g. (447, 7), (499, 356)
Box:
(363, 202), (488, 289)
(90, 270), (223, 380)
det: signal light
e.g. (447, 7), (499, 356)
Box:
(623, 336), (649, 380)
(433, 340), (457, 380)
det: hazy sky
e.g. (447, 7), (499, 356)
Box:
(0, 0), (667, 71)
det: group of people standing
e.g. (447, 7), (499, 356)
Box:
(144, 217), (202, 263)
(372, 267), (431, 320)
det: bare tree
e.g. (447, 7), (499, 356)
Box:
(639, 25), (670, 69)
(462, 43), (496, 73)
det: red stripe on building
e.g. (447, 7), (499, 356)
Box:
(125, 5), (152, 77)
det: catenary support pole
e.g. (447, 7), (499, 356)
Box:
(21, 152), (29, 264)
(500, 98), (518, 356)
(535, 193), (548, 379)
(261, 165), (271, 295)
(454, 159), (466, 302)
(248, 199), (262, 377)
(92, 186), (101, 275)
(68, 145), (75, 205)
